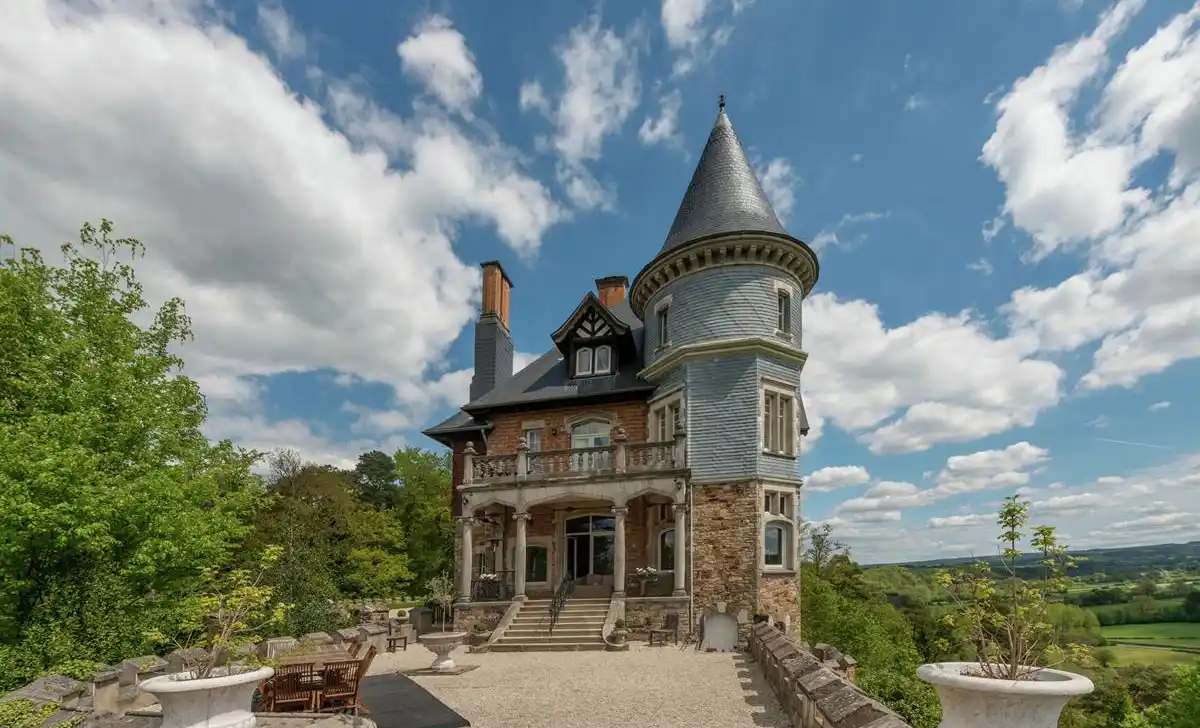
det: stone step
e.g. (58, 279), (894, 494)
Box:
(489, 641), (608, 652)
(509, 616), (606, 626)
(503, 627), (599, 638)
(513, 611), (608, 620)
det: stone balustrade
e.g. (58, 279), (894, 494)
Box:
(747, 622), (910, 728)
(462, 427), (687, 485)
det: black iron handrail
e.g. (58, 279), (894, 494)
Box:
(547, 572), (575, 635)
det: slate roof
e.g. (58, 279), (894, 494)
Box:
(422, 297), (653, 442)
(660, 105), (789, 254)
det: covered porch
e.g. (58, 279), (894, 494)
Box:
(457, 490), (690, 603)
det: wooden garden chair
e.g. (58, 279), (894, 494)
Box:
(318, 658), (365, 715)
(266, 663), (319, 712)
(648, 612), (680, 647)
(346, 638), (363, 658)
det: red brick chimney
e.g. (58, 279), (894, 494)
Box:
(595, 275), (628, 308)
(470, 262), (514, 401)
(481, 261), (512, 328)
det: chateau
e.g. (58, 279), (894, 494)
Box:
(424, 100), (819, 650)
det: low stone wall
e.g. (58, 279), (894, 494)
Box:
(623, 596), (691, 640)
(0, 617), (407, 726)
(747, 622), (911, 728)
(453, 601), (509, 633)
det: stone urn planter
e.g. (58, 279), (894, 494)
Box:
(418, 631), (468, 672)
(917, 662), (1093, 728)
(612, 628), (628, 645)
(140, 665), (274, 728)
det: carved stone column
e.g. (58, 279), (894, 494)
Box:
(612, 505), (628, 597)
(672, 503), (687, 596)
(513, 511), (530, 601)
(457, 517), (475, 602)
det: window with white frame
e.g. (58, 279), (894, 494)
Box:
(575, 346), (594, 376)
(657, 528), (675, 571)
(526, 545), (549, 583)
(763, 523), (790, 567)
(523, 428), (542, 452)
(594, 344), (613, 374)
(650, 391), (683, 442)
(777, 289), (792, 333)
(762, 384), (796, 456)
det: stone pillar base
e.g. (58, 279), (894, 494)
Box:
(612, 591), (625, 599)
(513, 594), (527, 602)
(673, 589), (687, 597)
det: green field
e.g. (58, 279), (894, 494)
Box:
(1087, 596), (1184, 621)
(1101, 622), (1200, 648)
(1107, 645), (1200, 667)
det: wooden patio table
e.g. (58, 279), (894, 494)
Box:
(276, 643), (356, 669)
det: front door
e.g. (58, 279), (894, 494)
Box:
(563, 515), (616, 593)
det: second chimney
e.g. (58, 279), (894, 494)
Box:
(595, 275), (628, 308)
(470, 261), (514, 401)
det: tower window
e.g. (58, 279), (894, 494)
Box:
(777, 290), (792, 333)
(762, 388), (796, 456)
(656, 305), (670, 348)
(576, 347), (594, 376)
(594, 345), (612, 374)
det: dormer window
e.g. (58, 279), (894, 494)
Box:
(575, 345), (612, 377)
(576, 347), (594, 376)
(594, 345), (612, 374)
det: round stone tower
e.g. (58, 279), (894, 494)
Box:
(629, 101), (819, 631)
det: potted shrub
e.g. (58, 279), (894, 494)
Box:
(612, 618), (628, 645)
(416, 572), (467, 672)
(470, 622), (491, 646)
(917, 495), (1094, 728)
(142, 546), (290, 728)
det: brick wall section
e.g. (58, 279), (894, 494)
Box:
(747, 622), (910, 728)
(488, 399), (650, 454)
(692, 481), (760, 620)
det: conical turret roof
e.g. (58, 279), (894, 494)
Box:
(659, 103), (788, 253)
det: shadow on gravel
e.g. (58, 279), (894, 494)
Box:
(732, 652), (788, 728)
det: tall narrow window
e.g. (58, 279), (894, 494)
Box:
(777, 290), (792, 333)
(658, 529), (675, 571)
(764, 525), (784, 566)
(652, 396), (683, 443)
(656, 305), (670, 348)
(594, 345), (612, 374)
(526, 545), (549, 583)
(575, 347), (593, 376)
(762, 390), (796, 455)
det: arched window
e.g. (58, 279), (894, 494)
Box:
(594, 345), (613, 374)
(575, 347), (594, 376)
(658, 528), (675, 571)
(763, 520), (794, 569)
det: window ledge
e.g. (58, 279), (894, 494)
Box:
(761, 450), (797, 461)
(761, 567), (797, 576)
(773, 330), (794, 339)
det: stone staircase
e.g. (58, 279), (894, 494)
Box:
(489, 597), (609, 652)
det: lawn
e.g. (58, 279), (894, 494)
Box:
(1101, 622), (1200, 648)
(1088, 597), (1184, 621)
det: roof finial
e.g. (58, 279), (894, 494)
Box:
(718, 93), (726, 111)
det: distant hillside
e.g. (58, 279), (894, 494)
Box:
(878, 540), (1200, 579)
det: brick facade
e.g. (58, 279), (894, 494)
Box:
(486, 399), (650, 455)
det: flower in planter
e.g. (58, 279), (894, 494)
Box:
(634, 567), (658, 577)
(477, 573), (500, 582)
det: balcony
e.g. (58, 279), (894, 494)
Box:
(462, 427), (687, 485)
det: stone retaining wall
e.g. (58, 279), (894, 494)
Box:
(747, 622), (911, 728)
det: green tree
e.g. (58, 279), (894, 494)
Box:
(391, 447), (454, 587)
(354, 450), (398, 506)
(0, 222), (263, 689)
(1146, 663), (1200, 728)
(1181, 590), (1200, 621)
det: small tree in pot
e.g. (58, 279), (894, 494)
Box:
(917, 495), (1094, 728)
(141, 546), (290, 728)
(417, 572), (467, 673)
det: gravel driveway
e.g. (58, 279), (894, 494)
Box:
(370, 643), (789, 728)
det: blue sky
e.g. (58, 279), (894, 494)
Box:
(2, 0), (1197, 562)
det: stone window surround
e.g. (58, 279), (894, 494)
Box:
(647, 385), (685, 443)
(575, 345), (614, 376)
(760, 377), (799, 458)
(761, 484), (798, 572)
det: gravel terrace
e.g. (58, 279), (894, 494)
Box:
(369, 643), (788, 728)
